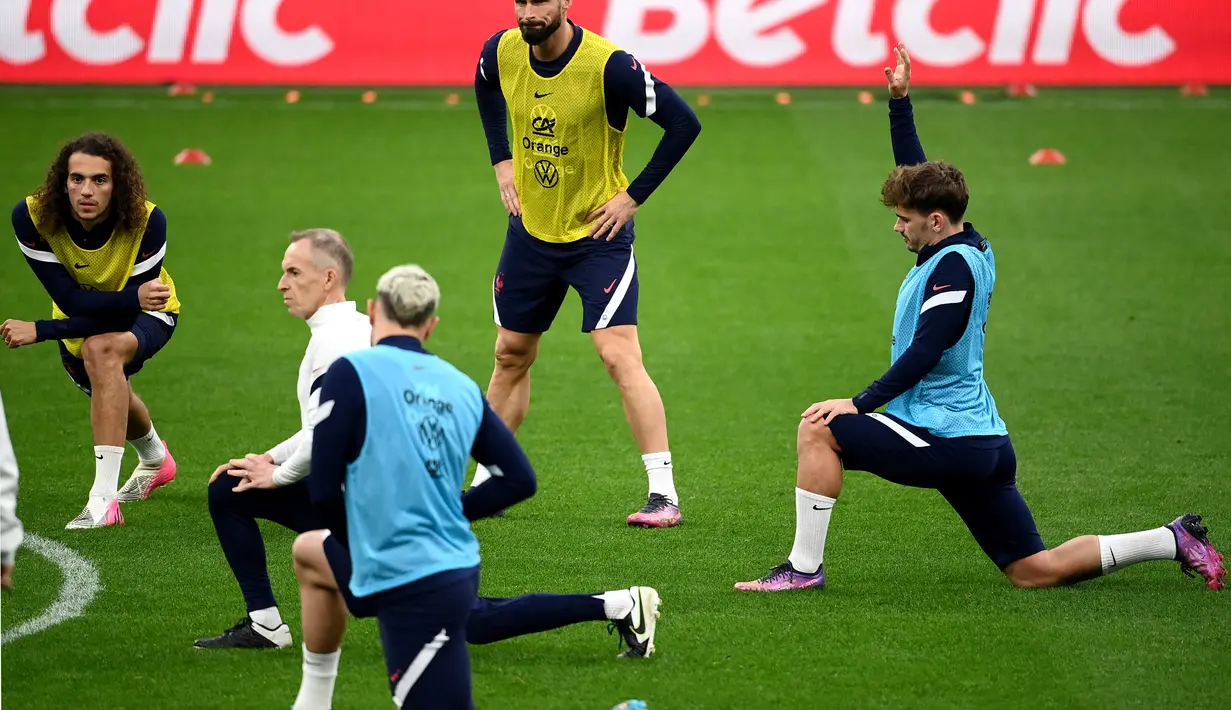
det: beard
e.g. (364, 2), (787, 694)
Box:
(519, 15), (562, 45)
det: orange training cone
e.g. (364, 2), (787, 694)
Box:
(173, 149), (212, 166)
(1028, 148), (1066, 165)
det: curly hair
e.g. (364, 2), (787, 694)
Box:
(32, 132), (148, 235)
(880, 161), (969, 224)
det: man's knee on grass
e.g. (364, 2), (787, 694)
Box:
(1003, 551), (1069, 589)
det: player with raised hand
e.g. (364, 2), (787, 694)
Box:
(4, 133), (180, 529)
(735, 44), (1225, 593)
(472, 0), (702, 527)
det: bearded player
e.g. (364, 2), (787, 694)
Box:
(472, 0), (702, 527)
(3, 133), (180, 529)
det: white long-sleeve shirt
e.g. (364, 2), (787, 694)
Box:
(266, 301), (372, 487)
(0, 389), (24, 566)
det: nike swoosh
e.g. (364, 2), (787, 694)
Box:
(1109, 548), (1117, 566)
(932, 284), (951, 291)
(631, 597), (647, 635)
(534, 91), (552, 98)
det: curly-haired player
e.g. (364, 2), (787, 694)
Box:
(3, 132), (181, 529)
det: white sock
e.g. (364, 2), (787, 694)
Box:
(643, 452), (677, 504)
(1098, 527), (1177, 575)
(250, 606), (283, 630)
(594, 589), (635, 620)
(128, 425), (164, 465)
(293, 646), (341, 710)
(90, 446), (124, 517)
(470, 464), (492, 489)
(787, 488), (835, 575)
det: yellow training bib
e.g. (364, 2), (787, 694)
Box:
(497, 27), (631, 244)
(25, 196), (181, 358)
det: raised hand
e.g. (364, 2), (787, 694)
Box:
(885, 42), (911, 99)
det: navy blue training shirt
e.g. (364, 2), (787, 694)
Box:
(853, 96), (980, 414)
(308, 335), (538, 547)
(12, 200), (167, 342)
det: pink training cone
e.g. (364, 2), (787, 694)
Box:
(173, 148), (212, 166)
(1028, 148), (1066, 165)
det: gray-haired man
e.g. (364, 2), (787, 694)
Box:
(196, 229), (371, 649)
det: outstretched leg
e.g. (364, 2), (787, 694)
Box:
(1004, 515), (1226, 590)
(467, 586), (661, 658)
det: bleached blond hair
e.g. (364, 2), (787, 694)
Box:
(375, 264), (439, 327)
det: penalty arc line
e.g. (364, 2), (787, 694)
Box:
(1, 534), (102, 645)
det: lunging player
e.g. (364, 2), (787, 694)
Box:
(735, 45), (1225, 593)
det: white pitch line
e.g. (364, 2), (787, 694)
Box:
(1, 534), (101, 645)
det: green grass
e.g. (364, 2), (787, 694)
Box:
(1, 85), (1229, 709)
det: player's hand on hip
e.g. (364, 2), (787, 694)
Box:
(802, 398), (857, 425)
(586, 191), (639, 241)
(885, 42), (911, 98)
(138, 280), (171, 311)
(227, 454), (278, 492)
(494, 159), (520, 217)
(0, 320), (36, 348)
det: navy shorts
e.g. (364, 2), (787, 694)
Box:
(827, 412), (1045, 570)
(492, 215), (638, 334)
(324, 533), (478, 709)
(59, 312), (177, 396)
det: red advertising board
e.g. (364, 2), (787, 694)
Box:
(0, 0), (1224, 86)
